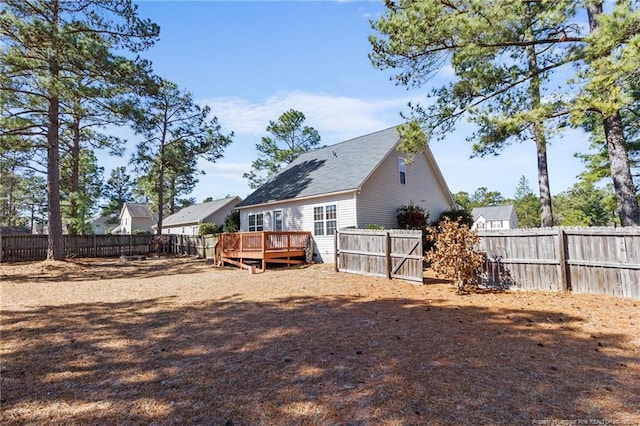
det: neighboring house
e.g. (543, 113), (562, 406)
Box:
(0, 226), (31, 235)
(155, 196), (242, 235)
(235, 126), (455, 263)
(471, 205), (518, 230)
(112, 203), (154, 234)
(88, 215), (118, 235)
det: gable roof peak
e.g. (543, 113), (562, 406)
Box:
(237, 126), (405, 208)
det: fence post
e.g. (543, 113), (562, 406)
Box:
(334, 230), (338, 272)
(557, 228), (571, 292)
(385, 231), (392, 280)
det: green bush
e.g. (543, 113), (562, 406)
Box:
(433, 208), (474, 228)
(198, 222), (219, 235)
(222, 210), (240, 233)
(365, 223), (386, 230)
(397, 202), (429, 231)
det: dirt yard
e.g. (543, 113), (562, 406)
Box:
(1, 257), (639, 425)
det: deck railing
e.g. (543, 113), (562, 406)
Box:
(218, 231), (310, 254)
(215, 231), (311, 271)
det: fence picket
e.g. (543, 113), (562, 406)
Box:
(336, 229), (423, 283)
(0, 233), (222, 262)
(479, 227), (640, 299)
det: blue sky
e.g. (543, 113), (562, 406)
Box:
(104, 0), (591, 203)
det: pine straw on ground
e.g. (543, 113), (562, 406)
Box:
(1, 257), (639, 425)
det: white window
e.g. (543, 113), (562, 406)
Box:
(248, 213), (264, 232)
(326, 205), (337, 235)
(398, 157), (407, 185)
(313, 204), (337, 236)
(273, 210), (283, 231)
(314, 207), (324, 235)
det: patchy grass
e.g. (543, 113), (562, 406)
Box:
(1, 258), (639, 425)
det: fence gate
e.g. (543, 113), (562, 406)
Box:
(335, 229), (423, 283)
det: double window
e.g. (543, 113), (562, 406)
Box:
(248, 213), (264, 232)
(313, 204), (337, 236)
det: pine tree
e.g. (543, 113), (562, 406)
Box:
(0, 0), (159, 258)
(572, 1), (640, 225)
(370, 0), (640, 226)
(370, 1), (580, 226)
(131, 80), (232, 235)
(101, 166), (135, 222)
(514, 176), (541, 228)
(243, 110), (321, 189)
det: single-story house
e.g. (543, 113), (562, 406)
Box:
(155, 196), (242, 235)
(235, 126), (455, 263)
(471, 205), (518, 230)
(111, 203), (154, 235)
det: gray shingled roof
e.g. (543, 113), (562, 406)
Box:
(237, 126), (401, 208)
(471, 205), (515, 221)
(163, 196), (241, 226)
(123, 203), (152, 218)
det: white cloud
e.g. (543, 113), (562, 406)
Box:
(191, 90), (425, 200)
(201, 90), (416, 143)
(199, 161), (251, 178)
(99, 89), (587, 203)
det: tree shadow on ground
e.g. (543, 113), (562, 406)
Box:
(0, 256), (213, 283)
(1, 294), (639, 425)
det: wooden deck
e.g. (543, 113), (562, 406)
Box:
(214, 231), (311, 272)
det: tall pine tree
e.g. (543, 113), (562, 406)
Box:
(370, 0), (640, 226)
(0, 0), (158, 258)
(243, 110), (321, 189)
(131, 80), (232, 235)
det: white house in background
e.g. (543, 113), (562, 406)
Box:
(471, 205), (518, 230)
(235, 126), (455, 263)
(155, 196), (242, 235)
(111, 203), (154, 234)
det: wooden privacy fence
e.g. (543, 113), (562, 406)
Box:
(478, 227), (640, 299)
(158, 234), (219, 259)
(0, 234), (152, 262)
(335, 228), (423, 283)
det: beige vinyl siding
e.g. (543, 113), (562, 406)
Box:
(509, 212), (519, 229)
(240, 204), (304, 232)
(162, 225), (198, 235)
(121, 210), (133, 234)
(357, 148), (452, 228)
(308, 194), (356, 262)
(239, 192), (356, 263)
(133, 217), (154, 233)
(121, 211), (154, 234)
(205, 204), (239, 229)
